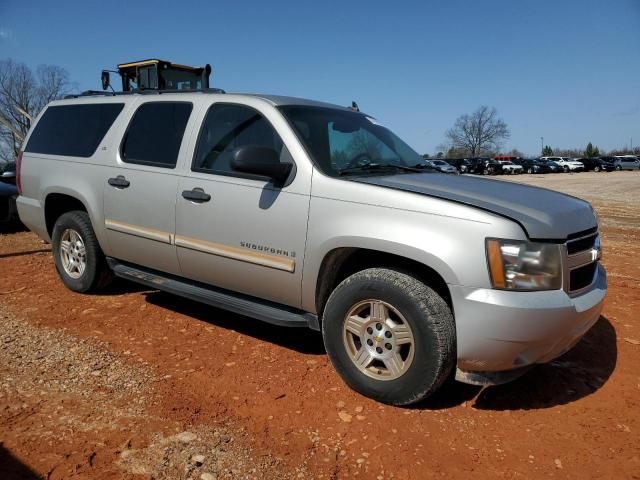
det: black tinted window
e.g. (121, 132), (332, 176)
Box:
(193, 104), (284, 174)
(121, 102), (192, 168)
(25, 103), (124, 157)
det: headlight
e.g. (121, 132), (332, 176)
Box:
(486, 239), (562, 290)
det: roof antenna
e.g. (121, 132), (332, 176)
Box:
(350, 101), (359, 112)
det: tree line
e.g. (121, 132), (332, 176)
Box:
(433, 105), (638, 159)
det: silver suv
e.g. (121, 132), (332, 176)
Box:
(16, 92), (606, 405)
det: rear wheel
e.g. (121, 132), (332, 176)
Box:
(563, 166), (570, 172)
(527, 167), (534, 174)
(322, 268), (456, 405)
(616, 165), (622, 171)
(594, 166), (601, 172)
(52, 211), (113, 293)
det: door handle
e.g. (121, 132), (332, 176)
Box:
(182, 188), (211, 203)
(108, 175), (130, 188)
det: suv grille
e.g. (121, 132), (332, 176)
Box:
(567, 233), (597, 255)
(569, 263), (597, 291)
(566, 231), (600, 292)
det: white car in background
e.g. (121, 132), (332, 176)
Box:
(540, 156), (584, 172)
(498, 160), (523, 174)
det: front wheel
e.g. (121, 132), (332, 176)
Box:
(52, 211), (113, 293)
(563, 166), (570, 172)
(616, 165), (622, 171)
(594, 166), (600, 172)
(322, 268), (456, 405)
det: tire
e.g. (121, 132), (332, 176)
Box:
(322, 268), (456, 406)
(528, 167), (534, 174)
(51, 210), (113, 293)
(616, 166), (621, 171)
(563, 166), (569, 173)
(594, 166), (600, 172)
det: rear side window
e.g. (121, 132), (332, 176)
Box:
(25, 103), (124, 157)
(121, 102), (192, 168)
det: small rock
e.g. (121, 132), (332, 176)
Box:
(624, 338), (640, 345)
(192, 454), (206, 466)
(338, 411), (352, 423)
(200, 474), (216, 480)
(356, 415), (366, 421)
(336, 401), (346, 409)
(554, 459), (563, 469)
(354, 406), (363, 413)
(176, 431), (197, 443)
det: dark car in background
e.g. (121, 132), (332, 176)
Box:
(513, 158), (552, 174)
(466, 157), (503, 175)
(1, 161), (16, 185)
(578, 157), (615, 172)
(537, 158), (563, 173)
(447, 158), (471, 173)
(0, 161), (18, 223)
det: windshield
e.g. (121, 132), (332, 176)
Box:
(431, 160), (448, 166)
(279, 106), (423, 177)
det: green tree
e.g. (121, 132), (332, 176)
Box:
(593, 146), (600, 157)
(584, 142), (596, 158)
(542, 145), (553, 156)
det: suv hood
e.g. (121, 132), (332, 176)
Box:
(354, 173), (596, 240)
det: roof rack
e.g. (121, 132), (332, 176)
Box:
(65, 87), (226, 99)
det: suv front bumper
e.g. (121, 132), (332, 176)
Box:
(450, 263), (606, 375)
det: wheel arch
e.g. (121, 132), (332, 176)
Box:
(312, 245), (454, 320)
(44, 192), (89, 238)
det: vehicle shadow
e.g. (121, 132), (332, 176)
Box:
(419, 315), (617, 410)
(144, 290), (326, 355)
(0, 444), (40, 480)
(0, 220), (27, 235)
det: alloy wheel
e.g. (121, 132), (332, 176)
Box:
(59, 228), (87, 279)
(342, 299), (415, 381)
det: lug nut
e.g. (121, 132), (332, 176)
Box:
(384, 331), (392, 338)
(385, 343), (392, 350)
(376, 323), (382, 330)
(376, 347), (383, 354)
(367, 339), (373, 346)
(367, 327), (373, 334)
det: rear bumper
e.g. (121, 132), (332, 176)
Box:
(16, 196), (49, 241)
(451, 264), (606, 374)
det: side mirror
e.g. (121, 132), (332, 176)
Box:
(231, 145), (292, 184)
(101, 71), (110, 91)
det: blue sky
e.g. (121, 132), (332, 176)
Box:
(1, 0), (639, 155)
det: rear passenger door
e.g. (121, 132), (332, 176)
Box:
(103, 100), (194, 275)
(174, 102), (309, 307)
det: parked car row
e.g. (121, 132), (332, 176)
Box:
(424, 155), (640, 175)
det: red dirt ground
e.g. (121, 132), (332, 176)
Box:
(1, 171), (639, 479)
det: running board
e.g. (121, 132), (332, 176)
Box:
(107, 258), (319, 331)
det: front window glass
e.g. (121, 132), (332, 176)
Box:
(193, 103), (285, 175)
(279, 106), (422, 177)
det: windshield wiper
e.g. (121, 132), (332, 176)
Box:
(338, 163), (421, 176)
